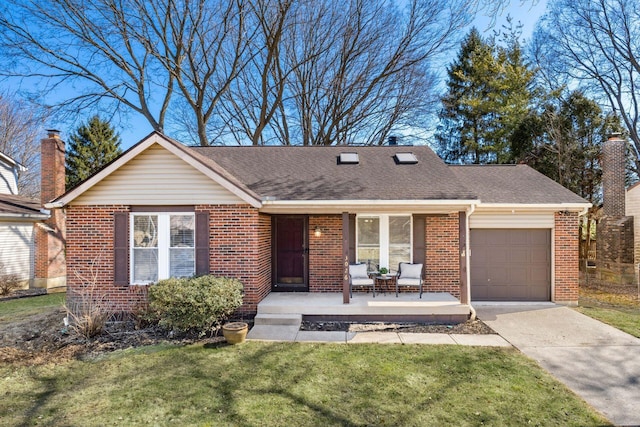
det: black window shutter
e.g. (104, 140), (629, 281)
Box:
(413, 215), (426, 265)
(348, 214), (356, 263)
(114, 212), (129, 286)
(195, 211), (210, 275)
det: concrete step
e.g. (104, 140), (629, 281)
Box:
(253, 313), (302, 326)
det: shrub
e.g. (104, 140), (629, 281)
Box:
(64, 283), (114, 339)
(0, 273), (22, 296)
(0, 262), (23, 296)
(148, 276), (243, 336)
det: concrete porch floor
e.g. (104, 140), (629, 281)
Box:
(254, 292), (471, 322)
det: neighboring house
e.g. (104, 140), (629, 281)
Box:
(48, 132), (589, 316)
(0, 152), (47, 287)
(625, 182), (640, 265)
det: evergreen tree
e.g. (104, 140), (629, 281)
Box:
(436, 25), (536, 164)
(65, 116), (122, 189)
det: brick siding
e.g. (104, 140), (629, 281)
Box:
(554, 211), (579, 304)
(308, 215), (343, 292)
(66, 204), (270, 316)
(424, 213), (460, 298)
(35, 134), (66, 285)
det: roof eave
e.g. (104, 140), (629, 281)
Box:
(474, 202), (592, 214)
(0, 212), (49, 220)
(260, 199), (479, 214)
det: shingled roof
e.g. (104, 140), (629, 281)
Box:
(0, 194), (48, 219)
(191, 145), (477, 201)
(450, 164), (588, 204)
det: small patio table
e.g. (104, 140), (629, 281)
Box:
(373, 275), (396, 296)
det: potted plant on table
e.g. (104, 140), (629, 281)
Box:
(379, 267), (388, 279)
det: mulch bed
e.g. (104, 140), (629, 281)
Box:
(0, 288), (47, 301)
(300, 319), (496, 334)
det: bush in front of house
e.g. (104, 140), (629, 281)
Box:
(147, 276), (244, 336)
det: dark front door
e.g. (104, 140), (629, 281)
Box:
(273, 216), (308, 291)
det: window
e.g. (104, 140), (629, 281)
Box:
(131, 213), (195, 284)
(357, 215), (411, 272)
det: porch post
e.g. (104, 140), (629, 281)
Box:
(342, 212), (350, 304)
(459, 211), (469, 304)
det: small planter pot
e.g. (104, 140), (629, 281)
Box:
(222, 322), (249, 344)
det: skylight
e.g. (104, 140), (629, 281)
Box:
(394, 152), (418, 164)
(339, 152), (359, 164)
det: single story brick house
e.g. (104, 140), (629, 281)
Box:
(47, 132), (589, 316)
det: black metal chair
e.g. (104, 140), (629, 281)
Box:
(349, 263), (375, 297)
(395, 262), (423, 298)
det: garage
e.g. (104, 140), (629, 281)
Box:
(470, 229), (551, 301)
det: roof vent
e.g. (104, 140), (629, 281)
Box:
(394, 152), (418, 164)
(339, 152), (359, 164)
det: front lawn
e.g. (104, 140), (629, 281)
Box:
(0, 342), (609, 426)
(578, 285), (640, 338)
(0, 293), (65, 324)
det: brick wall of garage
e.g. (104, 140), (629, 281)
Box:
(554, 211), (579, 304)
(425, 213), (460, 298)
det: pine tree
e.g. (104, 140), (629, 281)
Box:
(436, 25), (536, 164)
(65, 116), (122, 189)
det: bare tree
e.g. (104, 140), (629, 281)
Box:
(0, 0), (175, 133)
(534, 0), (640, 170)
(0, 92), (49, 198)
(0, 0), (517, 147)
(217, 0), (472, 146)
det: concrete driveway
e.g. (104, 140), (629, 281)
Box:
(476, 305), (640, 426)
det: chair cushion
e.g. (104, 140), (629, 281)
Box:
(399, 263), (422, 279)
(397, 278), (420, 286)
(351, 278), (374, 286)
(349, 263), (369, 279)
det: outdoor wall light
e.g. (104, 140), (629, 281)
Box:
(314, 226), (322, 237)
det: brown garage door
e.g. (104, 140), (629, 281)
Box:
(471, 229), (551, 301)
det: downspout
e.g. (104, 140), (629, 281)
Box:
(466, 203), (477, 321)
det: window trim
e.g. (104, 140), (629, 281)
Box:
(356, 214), (413, 271)
(130, 212), (195, 285)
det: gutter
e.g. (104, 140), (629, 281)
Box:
(465, 203), (477, 321)
(44, 202), (64, 209)
(0, 212), (49, 220)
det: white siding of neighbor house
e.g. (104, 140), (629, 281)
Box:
(469, 212), (554, 229)
(0, 160), (18, 195)
(625, 185), (640, 263)
(73, 143), (245, 205)
(0, 222), (34, 285)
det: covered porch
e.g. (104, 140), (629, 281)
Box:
(252, 292), (471, 324)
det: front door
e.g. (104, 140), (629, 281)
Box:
(273, 216), (308, 291)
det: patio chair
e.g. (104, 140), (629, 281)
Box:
(349, 263), (375, 298)
(395, 262), (423, 298)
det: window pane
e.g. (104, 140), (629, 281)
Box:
(389, 216), (411, 244)
(133, 249), (158, 282)
(357, 248), (380, 272)
(133, 215), (158, 248)
(389, 216), (411, 269)
(357, 217), (379, 245)
(170, 248), (195, 278)
(389, 247), (412, 272)
(357, 217), (380, 270)
(170, 215), (195, 247)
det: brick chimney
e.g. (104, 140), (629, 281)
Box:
(602, 132), (626, 217)
(33, 129), (66, 291)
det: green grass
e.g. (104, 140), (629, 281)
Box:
(578, 285), (640, 338)
(575, 306), (640, 338)
(0, 293), (66, 323)
(0, 342), (609, 426)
